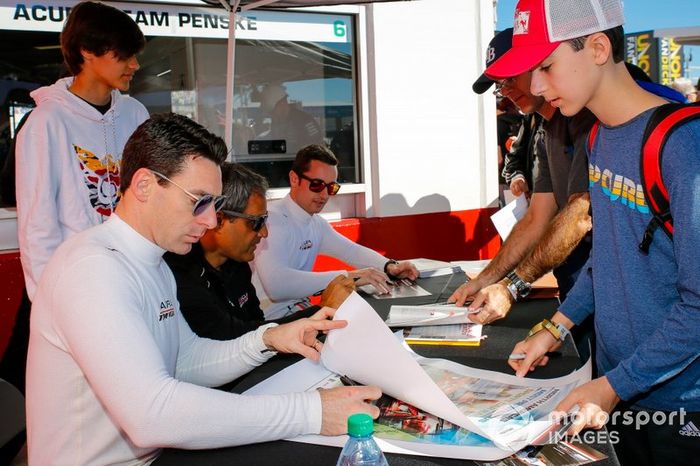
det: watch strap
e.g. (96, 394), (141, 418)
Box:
(384, 259), (399, 280)
(528, 318), (569, 342)
(505, 280), (518, 301)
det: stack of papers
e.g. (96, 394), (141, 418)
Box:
(385, 304), (480, 327)
(403, 323), (482, 346)
(406, 258), (463, 278)
(450, 260), (491, 277)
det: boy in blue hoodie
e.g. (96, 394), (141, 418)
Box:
(487, 1), (700, 464)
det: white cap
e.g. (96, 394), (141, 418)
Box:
(545, 0), (624, 42)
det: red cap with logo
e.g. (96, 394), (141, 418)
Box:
(485, 0), (624, 79)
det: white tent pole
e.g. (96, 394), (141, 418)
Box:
(224, 0), (242, 157)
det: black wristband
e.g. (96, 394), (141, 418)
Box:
(384, 259), (399, 280)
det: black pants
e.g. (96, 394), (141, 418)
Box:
(0, 288), (31, 394)
(610, 405), (700, 466)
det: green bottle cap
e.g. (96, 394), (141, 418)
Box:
(347, 413), (374, 437)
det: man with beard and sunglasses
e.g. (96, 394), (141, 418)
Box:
(165, 162), (356, 340)
(253, 144), (418, 320)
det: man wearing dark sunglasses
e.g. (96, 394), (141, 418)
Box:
(253, 144), (418, 320)
(165, 162), (354, 340)
(26, 114), (381, 465)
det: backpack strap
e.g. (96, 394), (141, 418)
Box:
(587, 120), (601, 155)
(638, 102), (700, 253)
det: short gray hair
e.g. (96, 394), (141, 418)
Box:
(220, 163), (269, 214)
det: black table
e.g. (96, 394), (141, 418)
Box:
(155, 273), (619, 466)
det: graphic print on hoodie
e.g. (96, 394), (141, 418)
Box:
(16, 76), (149, 299)
(74, 144), (121, 216)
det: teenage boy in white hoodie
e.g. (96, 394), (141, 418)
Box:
(2, 1), (147, 393)
(17, 1), (148, 299)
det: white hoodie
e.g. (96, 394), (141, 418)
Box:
(16, 77), (148, 299)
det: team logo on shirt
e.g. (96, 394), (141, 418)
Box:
(238, 293), (249, 307)
(158, 299), (175, 321)
(74, 144), (121, 217)
(300, 239), (313, 250)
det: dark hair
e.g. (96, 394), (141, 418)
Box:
(290, 144), (338, 175)
(61, 1), (145, 75)
(220, 163), (269, 215)
(120, 113), (228, 193)
(567, 25), (625, 63)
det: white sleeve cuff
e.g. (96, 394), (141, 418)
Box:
(510, 174), (526, 183)
(249, 323), (280, 362)
(307, 389), (323, 434)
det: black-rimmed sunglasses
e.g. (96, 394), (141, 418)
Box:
(151, 170), (226, 216)
(221, 210), (268, 232)
(296, 172), (341, 195)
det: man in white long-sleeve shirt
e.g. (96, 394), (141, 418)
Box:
(252, 144), (418, 320)
(25, 114), (381, 465)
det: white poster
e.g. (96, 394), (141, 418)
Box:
(246, 292), (591, 461)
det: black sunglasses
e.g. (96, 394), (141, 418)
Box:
(152, 170), (226, 216)
(221, 210), (268, 232)
(296, 172), (341, 195)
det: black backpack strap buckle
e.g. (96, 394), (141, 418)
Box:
(639, 216), (663, 254)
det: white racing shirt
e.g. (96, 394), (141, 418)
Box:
(252, 195), (388, 319)
(26, 215), (321, 465)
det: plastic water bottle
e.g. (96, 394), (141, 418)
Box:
(336, 413), (389, 466)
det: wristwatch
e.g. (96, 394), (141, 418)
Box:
(504, 271), (532, 301)
(384, 259), (399, 280)
(528, 318), (570, 342)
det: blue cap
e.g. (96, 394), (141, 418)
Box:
(472, 28), (513, 94)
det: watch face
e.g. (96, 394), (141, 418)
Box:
(507, 271), (532, 298)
